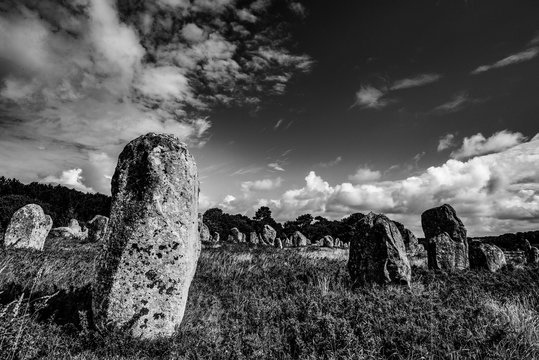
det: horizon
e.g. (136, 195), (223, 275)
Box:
(1, 0), (538, 236)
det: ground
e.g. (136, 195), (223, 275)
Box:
(1, 238), (539, 359)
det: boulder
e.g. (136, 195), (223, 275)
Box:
(199, 222), (211, 242)
(528, 246), (539, 264)
(394, 221), (421, 255)
(291, 231), (308, 247)
(69, 219), (82, 233)
(469, 241), (506, 272)
(87, 215), (109, 243)
(283, 236), (292, 247)
(274, 237), (283, 249)
(228, 227), (246, 243)
(347, 212), (411, 286)
(322, 235), (334, 248)
(93, 133), (200, 339)
(4, 204), (52, 250)
(212, 232), (220, 243)
(261, 224), (276, 245)
(334, 238), (341, 247)
(421, 204), (469, 270)
(249, 231), (260, 245)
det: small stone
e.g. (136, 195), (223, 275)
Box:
(4, 204), (52, 251)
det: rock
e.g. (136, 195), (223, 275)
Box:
(199, 222), (210, 242)
(322, 235), (334, 248)
(283, 236), (292, 247)
(93, 133), (200, 339)
(394, 221), (420, 255)
(274, 237), (283, 249)
(528, 246), (539, 264)
(249, 231), (260, 245)
(69, 219), (82, 233)
(469, 241), (506, 272)
(212, 232), (220, 242)
(334, 238), (341, 247)
(4, 204), (52, 250)
(347, 212), (411, 286)
(261, 224), (276, 245)
(228, 228), (246, 243)
(343, 242), (350, 249)
(87, 215), (109, 243)
(421, 204), (469, 271)
(291, 231), (308, 247)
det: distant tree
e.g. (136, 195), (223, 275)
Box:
(254, 206), (272, 222)
(295, 214), (313, 229)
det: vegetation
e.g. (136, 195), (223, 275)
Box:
(0, 177), (110, 229)
(1, 242), (539, 359)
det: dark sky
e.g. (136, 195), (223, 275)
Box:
(0, 0), (538, 235)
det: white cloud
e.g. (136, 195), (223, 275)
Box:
(471, 47), (539, 74)
(136, 66), (191, 100)
(268, 162), (285, 171)
(237, 9), (258, 23)
(274, 119), (283, 129)
(40, 168), (95, 193)
(181, 23), (206, 43)
(390, 73), (442, 90)
(451, 130), (526, 160)
(348, 167), (381, 183)
(354, 85), (386, 109)
(318, 156), (342, 168)
(241, 177), (283, 192)
(437, 133), (456, 151)
(433, 92), (471, 113)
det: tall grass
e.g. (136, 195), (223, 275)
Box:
(0, 245), (539, 359)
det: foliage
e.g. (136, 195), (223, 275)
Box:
(0, 177), (110, 229)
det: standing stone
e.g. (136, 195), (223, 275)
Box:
(291, 231), (308, 247)
(212, 232), (220, 243)
(469, 241), (506, 273)
(199, 221), (210, 242)
(283, 236), (292, 247)
(87, 215), (109, 243)
(249, 231), (260, 245)
(69, 219), (82, 234)
(228, 227), (245, 243)
(528, 246), (539, 264)
(322, 235), (334, 248)
(4, 204), (52, 250)
(274, 237), (283, 249)
(394, 221), (420, 255)
(421, 204), (469, 271)
(334, 238), (342, 248)
(261, 224), (276, 245)
(93, 133), (200, 339)
(347, 212), (411, 286)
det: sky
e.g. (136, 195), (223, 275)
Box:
(0, 0), (538, 236)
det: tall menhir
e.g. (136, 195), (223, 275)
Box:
(93, 133), (200, 339)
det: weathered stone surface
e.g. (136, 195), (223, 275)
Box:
(4, 204), (52, 250)
(394, 221), (420, 255)
(228, 228), (246, 243)
(249, 231), (260, 244)
(291, 231), (308, 247)
(274, 237), (283, 249)
(334, 238), (342, 247)
(261, 224), (276, 245)
(212, 232), (220, 242)
(87, 215), (109, 243)
(93, 133), (200, 339)
(421, 204), (469, 270)
(528, 246), (539, 264)
(347, 212), (411, 286)
(322, 235), (334, 248)
(283, 236), (292, 247)
(469, 241), (506, 272)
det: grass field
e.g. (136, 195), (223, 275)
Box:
(1, 240), (539, 359)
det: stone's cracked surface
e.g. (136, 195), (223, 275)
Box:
(261, 224), (276, 245)
(421, 204), (469, 271)
(469, 241), (506, 272)
(4, 204), (52, 250)
(93, 133), (200, 340)
(291, 231), (309, 247)
(348, 212), (411, 286)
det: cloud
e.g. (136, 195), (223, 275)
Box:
(433, 92), (472, 113)
(0, 0), (313, 194)
(40, 168), (95, 193)
(268, 162), (285, 172)
(471, 47), (539, 74)
(438, 133), (456, 151)
(355, 73), (442, 109)
(241, 177), (283, 192)
(273, 119), (283, 130)
(348, 167), (382, 183)
(354, 85), (387, 109)
(450, 130), (526, 160)
(318, 156), (342, 168)
(390, 73), (442, 91)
